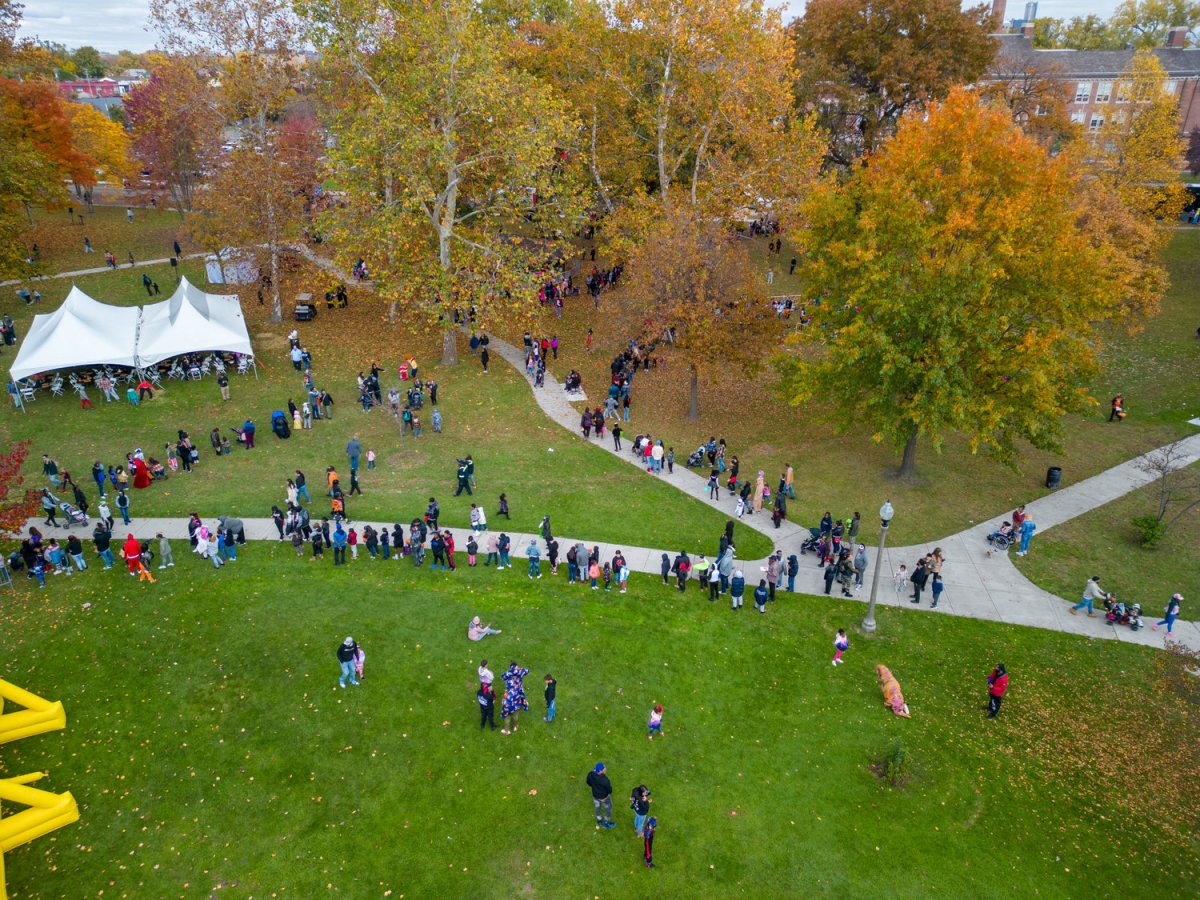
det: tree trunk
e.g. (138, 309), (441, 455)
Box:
(268, 244), (283, 324)
(898, 426), (919, 479)
(442, 330), (458, 367)
(23, 201), (33, 226)
(687, 364), (700, 421)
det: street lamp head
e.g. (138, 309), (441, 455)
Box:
(880, 500), (894, 527)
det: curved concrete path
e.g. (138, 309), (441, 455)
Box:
(16, 247), (1199, 650)
(483, 331), (1200, 650)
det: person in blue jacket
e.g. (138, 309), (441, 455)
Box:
(731, 569), (745, 611)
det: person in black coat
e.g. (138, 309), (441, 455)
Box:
(823, 560), (837, 596)
(910, 558), (930, 604)
(478, 682), (496, 730)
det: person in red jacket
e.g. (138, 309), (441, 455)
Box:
(986, 663), (1008, 719)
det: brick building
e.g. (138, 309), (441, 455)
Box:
(988, 27), (1200, 136)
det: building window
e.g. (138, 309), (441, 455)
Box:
(1075, 82), (1092, 103)
(1070, 110), (1085, 124)
(1035, 105), (1046, 117)
(1164, 79), (1179, 96)
(1095, 81), (1112, 103)
(1116, 84), (1129, 103)
(1089, 114), (1104, 132)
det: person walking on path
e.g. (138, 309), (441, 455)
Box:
(157, 533), (174, 569)
(587, 763), (616, 829)
(544, 674), (556, 722)
(1153, 594), (1183, 633)
(1015, 518), (1037, 556)
(337, 637), (360, 688)
(485, 533), (499, 567)
(612, 422), (622, 451)
(116, 490), (131, 525)
(500, 662), (530, 734)
(986, 663), (1008, 719)
(1071, 575), (1108, 617)
(753, 471), (765, 513)
(40, 489), (59, 527)
(478, 682), (497, 730)
(526, 539), (542, 578)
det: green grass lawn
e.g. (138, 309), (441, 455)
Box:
(13, 204), (194, 281)
(1015, 461), (1200, 612)
(2, 551), (1197, 897)
(0, 265), (771, 559)
(532, 230), (1200, 545)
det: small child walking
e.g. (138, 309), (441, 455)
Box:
(157, 533), (174, 569)
(647, 704), (663, 740)
(893, 565), (907, 601)
(354, 643), (366, 680)
(544, 673), (556, 722)
(832, 629), (849, 666)
(643, 816), (657, 868)
(366, 448), (376, 470)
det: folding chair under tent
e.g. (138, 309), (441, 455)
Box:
(137, 278), (257, 377)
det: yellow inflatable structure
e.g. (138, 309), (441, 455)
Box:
(0, 680), (77, 900)
(0, 772), (80, 897)
(0, 681), (66, 745)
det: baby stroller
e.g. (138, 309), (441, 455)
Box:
(685, 445), (706, 468)
(271, 410), (291, 439)
(1104, 597), (1143, 631)
(58, 499), (89, 527)
(800, 527), (821, 555)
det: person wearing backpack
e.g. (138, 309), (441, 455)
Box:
(673, 552), (691, 592)
(497, 532), (511, 569)
(786, 554), (799, 592)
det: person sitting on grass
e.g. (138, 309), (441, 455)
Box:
(468, 616), (502, 641)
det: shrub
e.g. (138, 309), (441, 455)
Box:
(1132, 515), (1166, 548)
(870, 739), (911, 789)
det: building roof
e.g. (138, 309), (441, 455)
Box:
(991, 34), (1200, 78)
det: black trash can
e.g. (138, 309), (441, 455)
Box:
(1046, 466), (1063, 489)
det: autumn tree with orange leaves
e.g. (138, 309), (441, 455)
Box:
(625, 208), (778, 420)
(780, 89), (1138, 478)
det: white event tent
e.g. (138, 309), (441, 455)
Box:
(9, 278), (254, 382)
(138, 278), (254, 367)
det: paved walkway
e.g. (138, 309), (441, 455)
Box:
(15, 248), (1198, 650)
(482, 330), (1200, 651)
(2, 253), (208, 289)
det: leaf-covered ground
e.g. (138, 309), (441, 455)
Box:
(529, 229), (1200, 545)
(0, 260), (771, 558)
(1, 549), (1197, 897)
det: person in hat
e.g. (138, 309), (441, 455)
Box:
(1153, 594), (1183, 634)
(643, 816), (657, 868)
(986, 663), (1008, 718)
(586, 763), (616, 828)
(337, 636), (360, 688)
